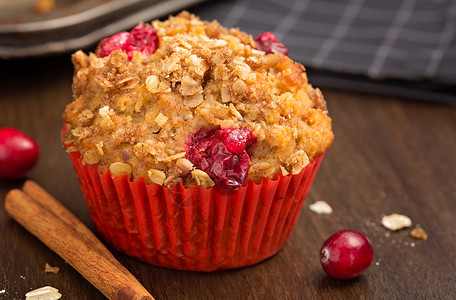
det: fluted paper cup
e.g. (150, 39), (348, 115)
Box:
(63, 127), (325, 271)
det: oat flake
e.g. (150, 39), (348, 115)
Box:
(26, 286), (62, 300)
(309, 201), (333, 215)
(381, 213), (412, 231)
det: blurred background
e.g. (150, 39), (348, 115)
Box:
(1, 0), (455, 104)
(1, 2), (455, 299)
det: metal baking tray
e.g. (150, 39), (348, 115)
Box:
(0, 0), (206, 58)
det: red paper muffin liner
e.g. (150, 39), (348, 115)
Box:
(63, 128), (325, 271)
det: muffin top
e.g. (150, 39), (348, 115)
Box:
(63, 11), (333, 189)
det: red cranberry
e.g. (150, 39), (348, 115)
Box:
(95, 24), (158, 60)
(186, 127), (256, 189)
(217, 127), (256, 154)
(95, 31), (130, 58)
(254, 32), (289, 56)
(0, 128), (40, 179)
(125, 23), (159, 59)
(320, 230), (373, 280)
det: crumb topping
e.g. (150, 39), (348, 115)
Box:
(63, 11), (333, 187)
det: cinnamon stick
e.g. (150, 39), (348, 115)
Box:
(5, 186), (154, 300)
(22, 180), (140, 285)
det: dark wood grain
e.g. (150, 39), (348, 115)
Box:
(1, 54), (455, 300)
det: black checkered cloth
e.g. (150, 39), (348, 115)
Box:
(190, 0), (456, 105)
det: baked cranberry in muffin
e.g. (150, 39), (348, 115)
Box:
(186, 127), (256, 189)
(95, 24), (158, 60)
(254, 32), (288, 56)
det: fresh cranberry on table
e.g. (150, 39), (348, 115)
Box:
(95, 24), (158, 60)
(0, 128), (40, 179)
(254, 32), (289, 56)
(186, 127), (256, 189)
(320, 230), (373, 280)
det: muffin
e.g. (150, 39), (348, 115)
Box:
(62, 11), (333, 271)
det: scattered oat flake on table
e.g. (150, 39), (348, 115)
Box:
(25, 286), (62, 300)
(381, 213), (412, 231)
(410, 227), (428, 240)
(309, 201), (333, 215)
(44, 263), (60, 274)
(0, 289), (5, 294)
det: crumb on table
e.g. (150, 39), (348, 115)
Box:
(44, 263), (60, 274)
(410, 227), (428, 240)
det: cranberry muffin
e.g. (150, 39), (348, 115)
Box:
(62, 11), (333, 271)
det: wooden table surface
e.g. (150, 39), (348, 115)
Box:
(1, 54), (455, 300)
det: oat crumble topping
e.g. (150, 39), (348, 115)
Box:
(63, 11), (333, 188)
